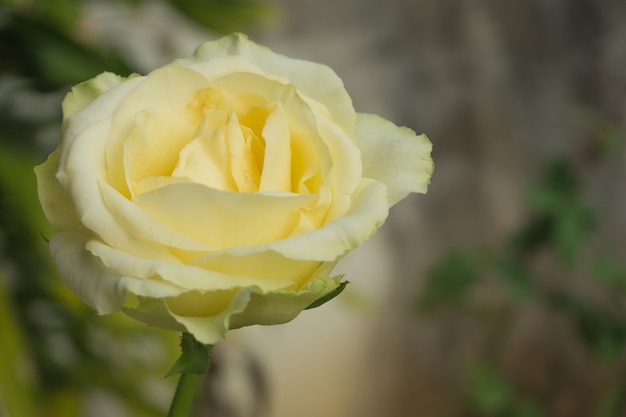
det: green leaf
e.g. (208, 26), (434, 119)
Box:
(594, 259), (626, 292)
(418, 252), (482, 310)
(0, 269), (37, 417)
(467, 363), (514, 416)
(166, 333), (212, 377)
(167, 0), (276, 34)
(546, 291), (626, 360)
(3, 12), (132, 89)
(495, 256), (536, 300)
(525, 159), (594, 267)
(305, 278), (348, 310)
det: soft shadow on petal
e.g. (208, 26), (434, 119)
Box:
(193, 250), (327, 288)
(106, 65), (210, 197)
(259, 102), (291, 192)
(219, 178), (388, 262)
(180, 33), (356, 136)
(355, 113), (434, 206)
(49, 233), (128, 314)
(132, 182), (317, 250)
(124, 108), (196, 194)
(228, 273), (342, 329)
(98, 179), (211, 253)
(86, 239), (297, 293)
(34, 149), (86, 234)
(313, 110), (362, 222)
(61, 114), (199, 257)
(136, 273), (342, 345)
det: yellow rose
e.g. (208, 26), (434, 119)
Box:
(35, 33), (433, 344)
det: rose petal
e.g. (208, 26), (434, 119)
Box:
(34, 149), (85, 234)
(172, 110), (238, 191)
(180, 33), (356, 136)
(132, 182), (318, 250)
(98, 178), (211, 253)
(62, 71), (134, 119)
(106, 65), (211, 197)
(355, 113), (434, 206)
(124, 272), (342, 345)
(208, 71), (325, 194)
(312, 110), (363, 222)
(60, 111), (203, 256)
(192, 251), (329, 288)
(123, 108), (196, 194)
(86, 239), (298, 292)
(49, 233), (127, 314)
(259, 102), (291, 191)
(212, 178), (388, 262)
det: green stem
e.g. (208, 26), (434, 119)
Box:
(166, 333), (213, 417)
(167, 371), (204, 417)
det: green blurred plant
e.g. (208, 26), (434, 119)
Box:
(466, 363), (545, 417)
(0, 0), (275, 89)
(417, 121), (626, 416)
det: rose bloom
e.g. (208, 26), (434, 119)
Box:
(35, 33), (433, 344)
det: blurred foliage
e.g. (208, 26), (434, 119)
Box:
(0, 0), (275, 90)
(0, 0), (272, 415)
(168, 0), (275, 34)
(417, 127), (626, 416)
(466, 363), (545, 417)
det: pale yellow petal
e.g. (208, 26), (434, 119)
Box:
(181, 33), (356, 136)
(86, 239), (296, 293)
(34, 149), (85, 233)
(124, 272), (342, 345)
(172, 110), (237, 191)
(355, 113), (434, 206)
(259, 102), (291, 191)
(313, 110), (362, 222)
(62, 71), (135, 119)
(221, 178), (388, 261)
(193, 250), (325, 288)
(98, 178), (211, 252)
(132, 182), (317, 250)
(105, 65), (210, 197)
(123, 108), (196, 194)
(49, 233), (127, 314)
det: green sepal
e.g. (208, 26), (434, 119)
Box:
(166, 332), (212, 377)
(305, 277), (349, 310)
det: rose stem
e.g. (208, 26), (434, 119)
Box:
(166, 333), (213, 417)
(167, 370), (204, 417)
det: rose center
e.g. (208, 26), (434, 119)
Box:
(172, 88), (272, 192)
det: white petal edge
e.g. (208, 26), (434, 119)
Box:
(49, 232), (127, 314)
(62, 72), (135, 119)
(355, 113), (434, 206)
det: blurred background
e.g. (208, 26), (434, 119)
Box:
(1, 0), (626, 416)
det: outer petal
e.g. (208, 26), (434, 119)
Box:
(355, 113), (434, 206)
(49, 233), (127, 314)
(86, 239), (298, 293)
(62, 72), (135, 119)
(34, 149), (85, 234)
(178, 33), (356, 136)
(124, 271), (341, 345)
